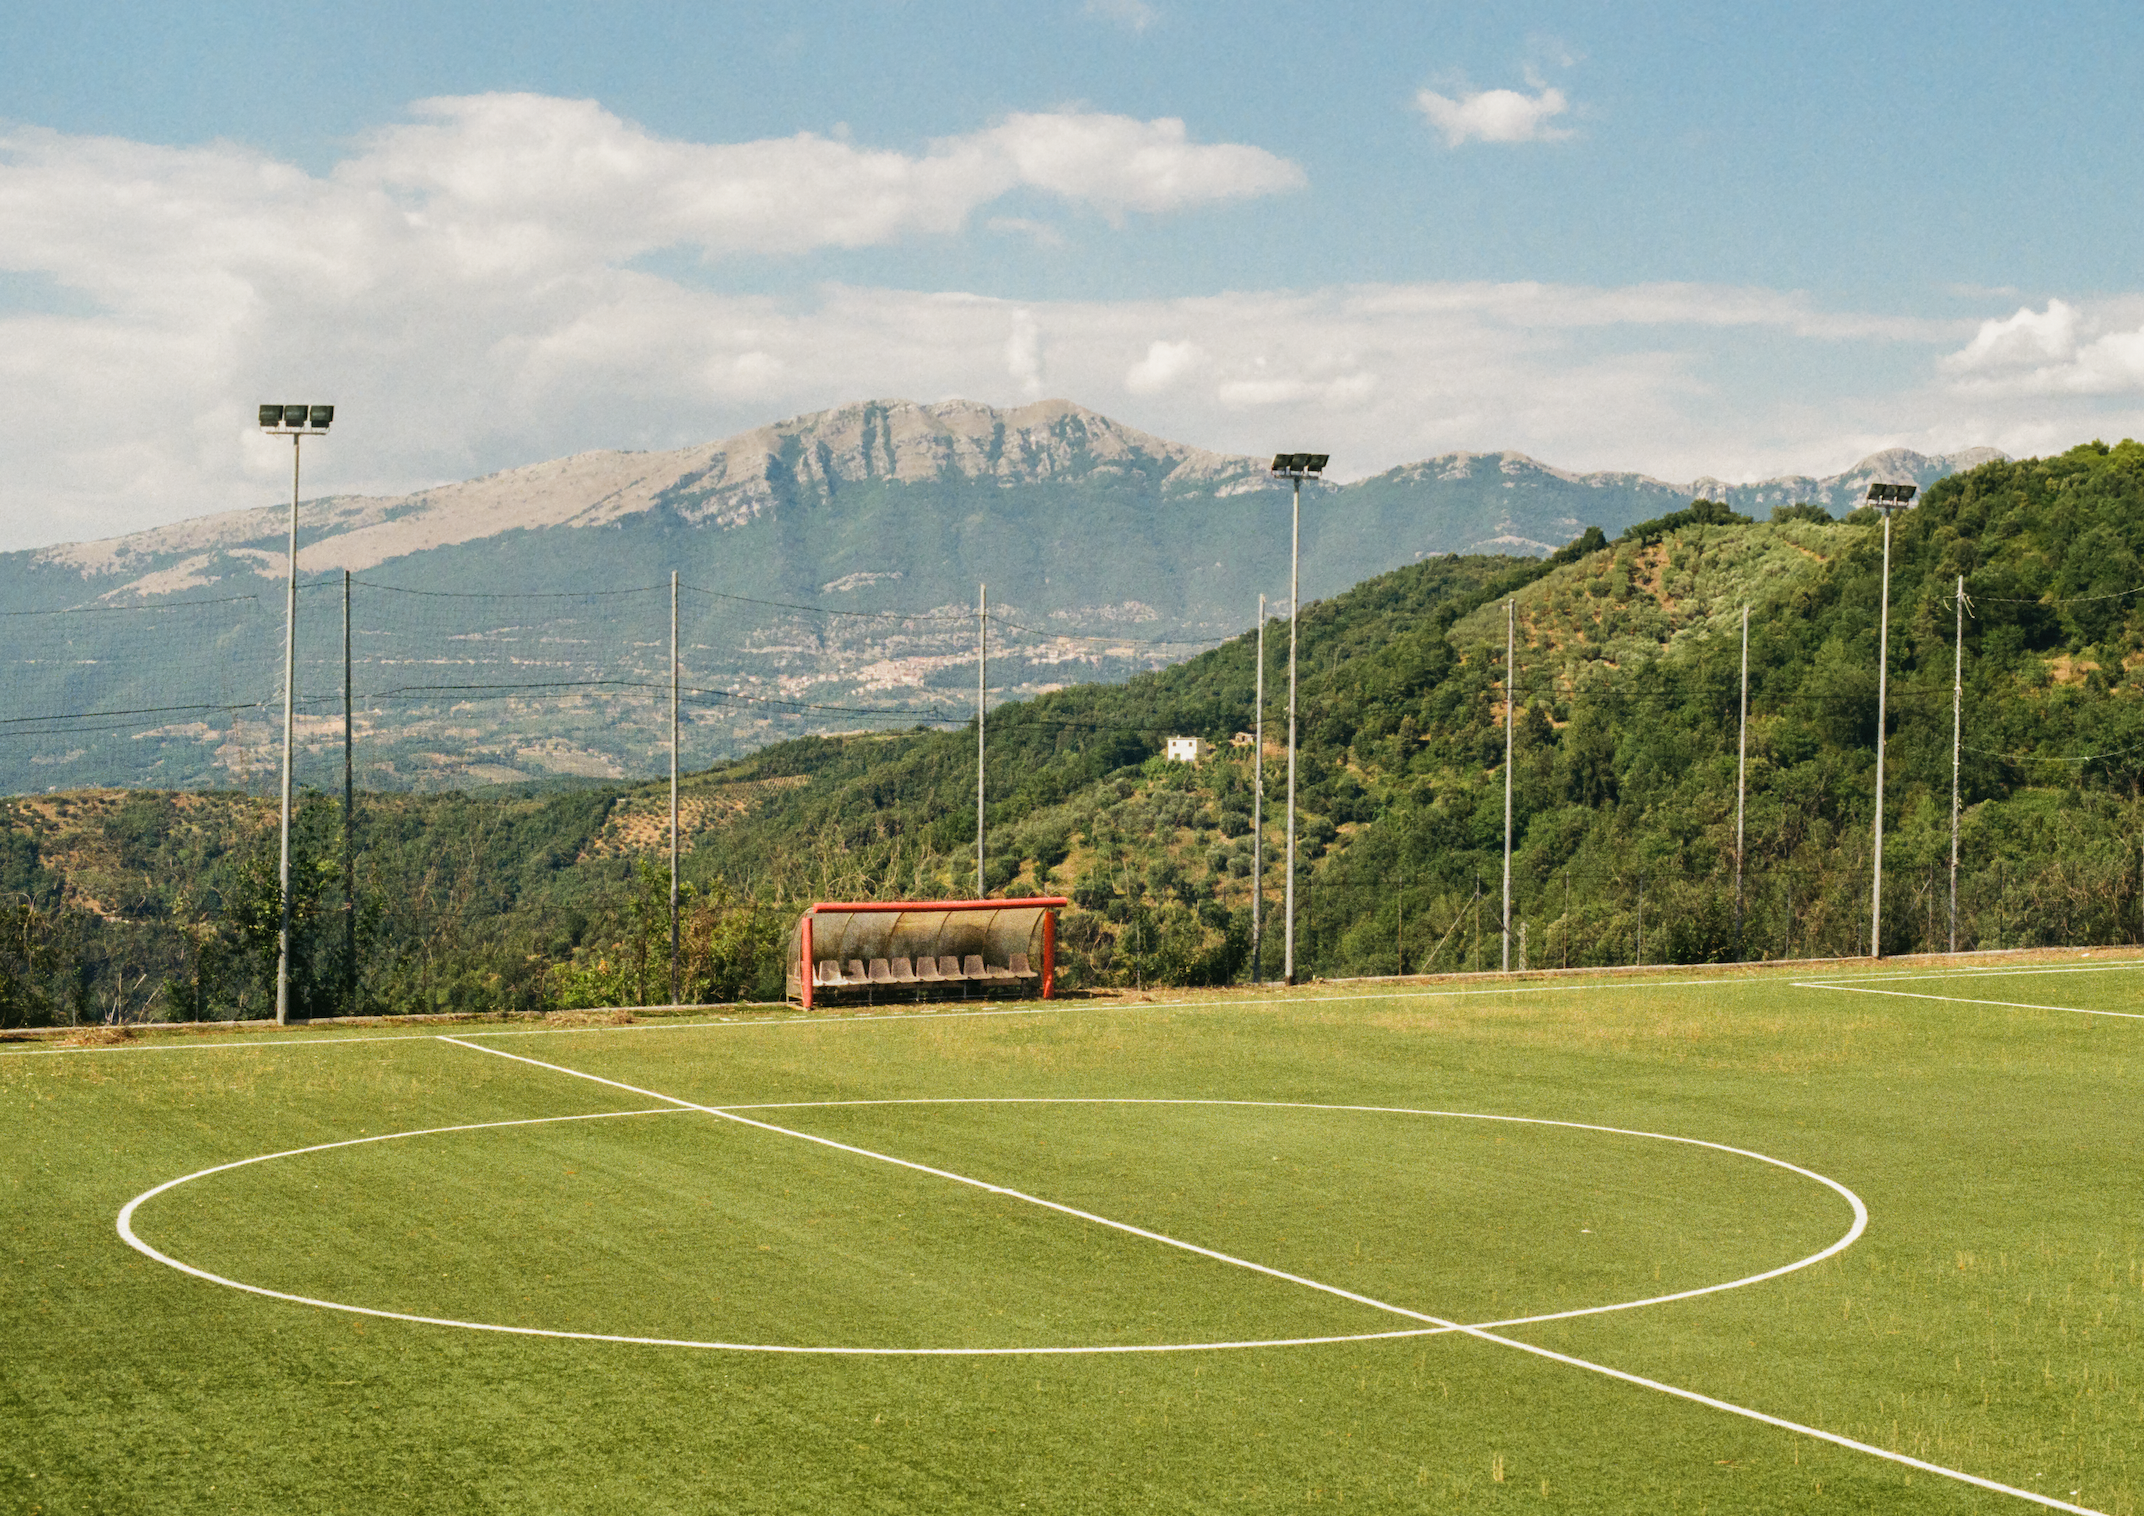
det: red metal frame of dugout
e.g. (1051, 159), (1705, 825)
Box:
(798, 897), (1068, 1009)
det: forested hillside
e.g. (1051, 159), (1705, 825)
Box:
(5, 441), (2141, 1026)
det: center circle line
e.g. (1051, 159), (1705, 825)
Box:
(116, 1097), (1867, 1355)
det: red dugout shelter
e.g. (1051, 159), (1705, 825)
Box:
(787, 897), (1068, 1007)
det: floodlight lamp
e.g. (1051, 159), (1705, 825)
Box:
(258, 404), (281, 428)
(282, 403), (309, 427)
(309, 404), (334, 429)
(1304, 453), (1329, 473)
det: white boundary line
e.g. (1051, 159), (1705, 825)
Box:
(116, 1042), (2101, 1512)
(1802, 960), (2144, 986)
(1795, 982), (2144, 1021)
(1, 972), (1820, 1059)
(20, 953), (2144, 1061)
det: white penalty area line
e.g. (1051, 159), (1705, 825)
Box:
(436, 1036), (2098, 1515)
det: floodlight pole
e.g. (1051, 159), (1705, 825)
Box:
(1251, 594), (1265, 985)
(257, 403), (331, 1026)
(1950, 573), (1964, 953)
(977, 583), (987, 897)
(342, 569), (355, 1017)
(1734, 602), (1749, 961)
(1284, 477), (1301, 984)
(670, 569), (680, 1006)
(1501, 598), (1514, 973)
(275, 434), (301, 1026)
(1870, 506), (1895, 960)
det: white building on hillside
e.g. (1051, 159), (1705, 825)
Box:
(1165, 736), (1203, 764)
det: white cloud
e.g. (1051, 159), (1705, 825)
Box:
(986, 112), (1303, 219)
(1124, 339), (1203, 393)
(1005, 310), (1045, 398)
(987, 216), (1067, 248)
(1413, 81), (1574, 147)
(1942, 299), (2144, 395)
(1083, 0), (1158, 32)
(1, 100), (2137, 549)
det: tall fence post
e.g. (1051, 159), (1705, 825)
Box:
(1251, 594), (1264, 984)
(669, 569), (680, 1006)
(1502, 598), (1515, 973)
(1735, 602), (1748, 960)
(1950, 573), (1964, 953)
(977, 582), (987, 897)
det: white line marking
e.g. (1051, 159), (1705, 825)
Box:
(433, 1040), (2100, 1513)
(1796, 982), (2144, 1021)
(118, 1048), (2096, 1513)
(121, 1083), (1867, 1352)
(19, 952), (2139, 1060)
(1803, 960), (2144, 986)
(0, 1030), (460, 1058)
(113, 1103), (1438, 1357)
(704, 1095), (1868, 1332)
(434, 1039), (1469, 1331)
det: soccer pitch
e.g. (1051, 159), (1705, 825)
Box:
(7, 957), (2144, 1513)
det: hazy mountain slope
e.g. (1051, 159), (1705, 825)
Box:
(0, 397), (2001, 795)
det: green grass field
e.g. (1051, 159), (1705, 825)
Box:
(7, 954), (2144, 1513)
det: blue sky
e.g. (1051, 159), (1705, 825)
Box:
(4, 0), (2141, 548)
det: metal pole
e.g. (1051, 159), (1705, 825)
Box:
(670, 570), (680, 1006)
(1871, 511), (1893, 959)
(275, 434), (299, 1026)
(1950, 573), (1964, 953)
(977, 583), (987, 897)
(1284, 477), (1301, 984)
(1735, 603), (1749, 960)
(1636, 869), (1645, 967)
(1502, 598), (1514, 972)
(342, 568), (354, 1017)
(1251, 595), (1265, 985)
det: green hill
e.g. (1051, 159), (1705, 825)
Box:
(5, 441), (2141, 1025)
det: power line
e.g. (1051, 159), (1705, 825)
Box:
(0, 593), (264, 618)
(678, 581), (969, 623)
(349, 579), (668, 599)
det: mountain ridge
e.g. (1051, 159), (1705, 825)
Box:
(0, 398), (2011, 795)
(29, 398), (2000, 597)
